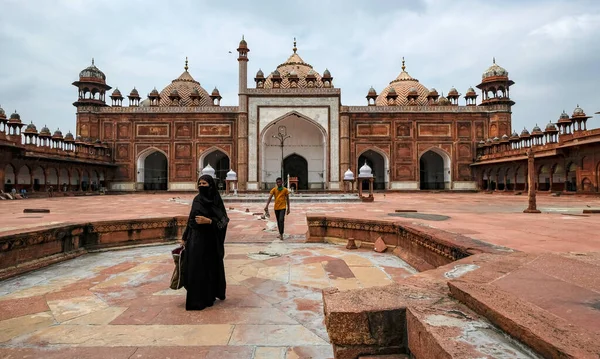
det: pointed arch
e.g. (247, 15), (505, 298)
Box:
(32, 166), (45, 191)
(283, 153), (309, 190)
(260, 111), (327, 190)
(46, 167), (59, 185)
(136, 147), (168, 183)
(58, 168), (69, 191)
(4, 164), (16, 191)
(199, 147), (231, 186)
(357, 147), (390, 190)
(418, 147), (451, 190)
(565, 161), (578, 191)
(17, 165), (31, 186)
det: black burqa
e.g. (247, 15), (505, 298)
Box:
(183, 175), (229, 311)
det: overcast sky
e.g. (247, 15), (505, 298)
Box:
(1, 0), (599, 136)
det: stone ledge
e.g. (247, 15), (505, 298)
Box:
(307, 215), (507, 271)
(448, 280), (600, 359)
(0, 216), (187, 280)
(323, 253), (578, 358)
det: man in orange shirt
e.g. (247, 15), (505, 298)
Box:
(264, 177), (290, 240)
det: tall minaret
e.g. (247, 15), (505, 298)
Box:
(237, 36), (249, 190)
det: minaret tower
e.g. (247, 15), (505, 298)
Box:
(72, 58), (111, 140)
(477, 58), (515, 138)
(237, 36), (250, 190)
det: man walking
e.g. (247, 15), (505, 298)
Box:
(264, 177), (290, 240)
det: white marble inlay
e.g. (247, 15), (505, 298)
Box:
(390, 181), (419, 190)
(110, 182), (136, 191)
(452, 181), (477, 190)
(248, 96), (340, 184)
(168, 182), (196, 191)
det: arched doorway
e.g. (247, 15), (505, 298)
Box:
(552, 164), (565, 192)
(419, 149), (449, 190)
(142, 151), (168, 190)
(4, 164), (15, 192)
(200, 149), (230, 190)
(32, 166), (45, 192)
(284, 154), (308, 190)
(565, 162), (577, 192)
(82, 170), (90, 191)
(538, 165), (550, 191)
(70, 170), (80, 191)
(506, 168), (514, 190)
(90, 170), (99, 191)
(59, 169), (69, 191)
(261, 112), (326, 190)
(358, 150), (387, 190)
(515, 166), (526, 191)
(17, 166), (31, 191)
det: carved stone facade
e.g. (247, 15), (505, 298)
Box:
(4, 38), (599, 192)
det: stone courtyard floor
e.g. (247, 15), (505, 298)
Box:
(1, 192), (600, 252)
(1, 192), (600, 358)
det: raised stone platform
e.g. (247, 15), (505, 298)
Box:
(322, 252), (600, 358)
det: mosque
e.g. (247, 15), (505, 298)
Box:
(1, 38), (599, 193)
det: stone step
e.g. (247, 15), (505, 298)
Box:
(449, 279), (600, 359)
(447, 252), (600, 359)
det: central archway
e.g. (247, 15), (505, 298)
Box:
(284, 154), (308, 190)
(419, 148), (450, 190)
(260, 112), (326, 190)
(137, 148), (168, 191)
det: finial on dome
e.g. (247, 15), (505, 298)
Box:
(242, 34), (245, 40)
(92, 58), (95, 65)
(493, 57), (496, 64)
(293, 37), (297, 54)
(184, 57), (189, 72)
(401, 57), (406, 72)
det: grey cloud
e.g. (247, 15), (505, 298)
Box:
(0, 0), (598, 135)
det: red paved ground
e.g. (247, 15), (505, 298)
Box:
(1, 192), (599, 252)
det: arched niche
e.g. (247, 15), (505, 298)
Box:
(137, 148), (168, 191)
(419, 147), (451, 190)
(357, 148), (389, 190)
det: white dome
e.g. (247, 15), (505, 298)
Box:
(201, 164), (216, 178)
(226, 169), (237, 181)
(358, 162), (373, 178)
(343, 168), (354, 181)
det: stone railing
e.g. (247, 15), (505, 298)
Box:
(341, 103), (511, 113)
(86, 106), (238, 113)
(306, 215), (504, 271)
(0, 216), (187, 280)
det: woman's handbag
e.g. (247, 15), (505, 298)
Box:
(170, 226), (189, 290)
(169, 244), (185, 290)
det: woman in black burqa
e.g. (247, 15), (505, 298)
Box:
(183, 174), (229, 311)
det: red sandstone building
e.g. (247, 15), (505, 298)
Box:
(1, 38), (599, 193)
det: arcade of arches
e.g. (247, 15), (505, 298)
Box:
(477, 157), (600, 193)
(2, 163), (109, 194)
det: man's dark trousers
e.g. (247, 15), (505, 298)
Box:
(274, 209), (285, 235)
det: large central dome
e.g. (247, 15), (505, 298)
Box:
(376, 59), (430, 106)
(158, 60), (211, 106)
(261, 40), (330, 89)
